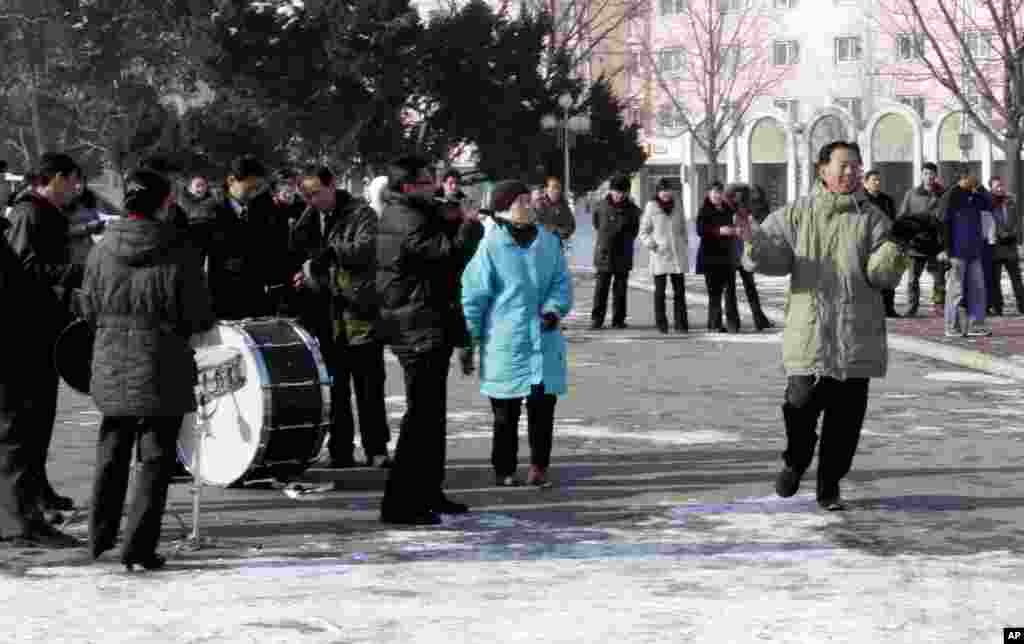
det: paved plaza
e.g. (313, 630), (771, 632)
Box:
(2, 271), (1024, 643)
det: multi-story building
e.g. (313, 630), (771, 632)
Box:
(634, 0), (1023, 215)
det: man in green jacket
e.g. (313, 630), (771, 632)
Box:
(735, 141), (910, 511)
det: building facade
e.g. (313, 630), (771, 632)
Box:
(633, 0), (1024, 216)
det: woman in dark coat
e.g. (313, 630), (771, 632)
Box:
(696, 181), (741, 332)
(589, 174), (641, 329)
(80, 169), (215, 570)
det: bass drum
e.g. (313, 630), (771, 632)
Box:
(177, 317), (331, 487)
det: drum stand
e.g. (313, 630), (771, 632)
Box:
(175, 393), (222, 552)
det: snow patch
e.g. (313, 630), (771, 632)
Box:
(923, 371), (1016, 385)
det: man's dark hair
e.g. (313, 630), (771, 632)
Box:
(864, 169), (881, 180)
(386, 155), (431, 192)
(273, 168), (296, 188)
(122, 168), (171, 217)
(442, 169), (460, 183)
(708, 180), (725, 192)
(922, 162), (938, 173)
(299, 165), (334, 186)
(30, 152), (81, 186)
(817, 141), (861, 166)
(228, 154), (267, 181)
(0, 160), (7, 174)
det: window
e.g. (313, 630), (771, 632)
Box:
(719, 0), (749, 12)
(774, 98), (800, 121)
(896, 33), (925, 60)
(657, 48), (686, 74)
(834, 97), (863, 124)
(896, 95), (926, 119)
(964, 31), (994, 59)
(834, 36), (863, 63)
(657, 105), (687, 130)
(719, 46), (742, 77)
(773, 40), (800, 65)
(660, 0), (688, 15)
(773, 0), (797, 7)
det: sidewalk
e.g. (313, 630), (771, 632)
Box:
(570, 265), (1024, 381)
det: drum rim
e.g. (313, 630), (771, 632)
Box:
(285, 318), (333, 429)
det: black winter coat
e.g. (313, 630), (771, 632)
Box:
(592, 195), (641, 272)
(321, 199), (382, 344)
(80, 218), (215, 416)
(192, 189), (291, 320)
(866, 191), (896, 221)
(0, 219), (35, 384)
(4, 192), (83, 343)
(696, 200), (738, 270)
(375, 190), (478, 351)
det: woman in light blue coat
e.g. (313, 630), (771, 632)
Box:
(461, 180), (573, 488)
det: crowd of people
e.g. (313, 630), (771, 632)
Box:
(0, 140), (1019, 566)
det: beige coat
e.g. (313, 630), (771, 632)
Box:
(638, 200), (688, 275)
(742, 187), (909, 380)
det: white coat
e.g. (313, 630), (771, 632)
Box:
(638, 199), (688, 276)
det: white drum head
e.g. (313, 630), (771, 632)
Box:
(178, 323), (267, 486)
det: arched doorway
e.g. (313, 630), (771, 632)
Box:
(749, 118), (788, 210)
(938, 112), (983, 188)
(871, 113), (915, 205)
(808, 115), (847, 190)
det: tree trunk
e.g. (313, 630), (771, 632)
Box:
(1005, 135), (1023, 249)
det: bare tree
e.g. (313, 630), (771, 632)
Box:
(638, 0), (790, 183)
(524, 0), (650, 80)
(876, 0), (1024, 228)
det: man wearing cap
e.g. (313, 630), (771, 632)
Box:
(80, 168), (215, 569)
(375, 155), (480, 526)
(590, 174), (641, 329)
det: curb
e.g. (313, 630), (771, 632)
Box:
(569, 266), (1024, 382)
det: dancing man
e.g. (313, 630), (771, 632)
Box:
(735, 141), (910, 511)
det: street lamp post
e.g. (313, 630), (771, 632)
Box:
(541, 92), (591, 199)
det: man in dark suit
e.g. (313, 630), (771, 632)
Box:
(193, 155), (291, 319)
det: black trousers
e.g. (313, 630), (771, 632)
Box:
(703, 266), (739, 330)
(591, 271), (629, 326)
(89, 415), (179, 560)
(737, 268), (769, 322)
(0, 381), (44, 538)
(344, 339), (391, 458)
(990, 247), (1024, 313)
(6, 360), (61, 506)
(781, 376), (869, 496)
(908, 257), (947, 309)
(318, 329), (356, 465)
(381, 345), (452, 514)
(489, 385), (557, 477)
(653, 273), (688, 330)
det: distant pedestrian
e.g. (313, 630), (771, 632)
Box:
(462, 180), (573, 488)
(941, 170), (991, 337)
(533, 176), (576, 247)
(638, 178), (688, 334)
(696, 181), (740, 333)
(735, 140), (910, 511)
(864, 170), (901, 318)
(589, 174), (640, 330)
(733, 185), (774, 331)
(987, 176), (1024, 315)
(898, 162), (947, 316)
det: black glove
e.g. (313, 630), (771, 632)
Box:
(541, 312), (560, 332)
(888, 215), (942, 258)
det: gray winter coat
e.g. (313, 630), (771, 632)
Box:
(80, 218), (215, 416)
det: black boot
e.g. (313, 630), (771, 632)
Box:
(707, 299), (725, 332)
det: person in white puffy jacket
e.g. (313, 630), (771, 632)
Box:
(638, 178), (688, 333)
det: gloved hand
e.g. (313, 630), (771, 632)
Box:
(888, 215), (942, 258)
(458, 343), (476, 376)
(541, 312), (560, 332)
